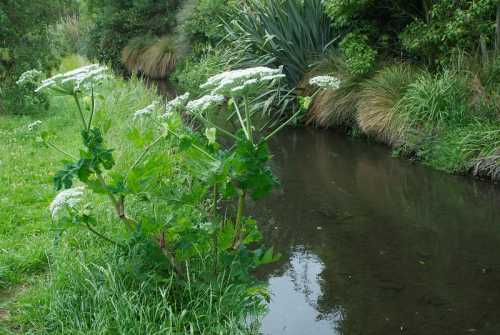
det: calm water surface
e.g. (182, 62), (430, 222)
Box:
(251, 128), (500, 335)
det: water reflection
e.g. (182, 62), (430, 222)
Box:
(252, 128), (500, 335)
(261, 248), (342, 335)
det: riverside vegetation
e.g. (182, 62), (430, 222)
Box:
(1, 0), (500, 334)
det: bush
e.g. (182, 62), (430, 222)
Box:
(339, 33), (377, 77)
(183, 0), (234, 46)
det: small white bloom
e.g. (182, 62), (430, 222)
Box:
(133, 101), (160, 120)
(17, 69), (43, 86)
(27, 120), (42, 131)
(309, 75), (341, 89)
(36, 64), (109, 94)
(200, 66), (284, 96)
(49, 187), (85, 220)
(163, 92), (190, 118)
(186, 94), (225, 113)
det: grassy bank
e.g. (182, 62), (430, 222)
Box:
(0, 73), (264, 334)
(306, 58), (500, 181)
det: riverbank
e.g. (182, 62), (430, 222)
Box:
(305, 61), (500, 183)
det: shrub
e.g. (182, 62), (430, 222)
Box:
(356, 64), (420, 146)
(339, 32), (377, 77)
(183, 0), (234, 46)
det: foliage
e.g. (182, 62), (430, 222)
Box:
(86, 0), (178, 72)
(0, 0), (76, 113)
(225, 0), (335, 85)
(339, 32), (377, 76)
(400, 0), (499, 63)
(183, 0), (235, 46)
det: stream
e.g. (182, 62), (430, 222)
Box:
(251, 128), (500, 335)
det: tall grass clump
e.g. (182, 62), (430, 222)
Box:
(307, 54), (360, 128)
(13, 239), (263, 335)
(397, 70), (472, 131)
(225, 0), (335, 85)
(122, 36), (176, 79)
(356, 64), (420, 146)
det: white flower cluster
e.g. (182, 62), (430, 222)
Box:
(27, 120), (42, 131)
(309, 75), (341, 89)
(17, 69), (43, 86)
(133, 101), (160, 120)
(186, 94), (225, 113)
(163, 92), (190, 118)
(36, 64), (109, 94)
(200, 66), (286, 96)
(49, 187), (85, 220)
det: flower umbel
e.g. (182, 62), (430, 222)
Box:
(186, 94), (225, 113)
(36, 64), (109, 94)
(163, 92), (190, 118)
(309, 76), (341, 89)
(17, 70), (43, 87)
(49, 187), (85, 220)
(200, 66), (285, 96)
(27, 120), (42, 131)
(133, 101), (160, 120)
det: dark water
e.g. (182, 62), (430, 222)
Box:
(251, 128), (500, 335)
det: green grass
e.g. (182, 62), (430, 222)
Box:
(0, 73), (262, 334)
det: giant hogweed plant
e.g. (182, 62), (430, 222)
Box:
(37, 64), (295, 281)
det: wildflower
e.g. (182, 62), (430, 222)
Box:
(27, 120), (42, 131)
(309, 75), (341, 89)
(49, 187), (85, 220)
(36, 64), (109, 94)
(17, 70), (43, 86)
(163, 92), (190, 118)
(186, 94), (225, 113)
(133, 101), (160, 120)
(200, 66), (285, 96)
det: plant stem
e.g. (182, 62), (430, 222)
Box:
(87, 85), (95, 131)
(85, 222), (124, 248)
(45, 141), (78, 160)
(124, 134), (165, 182)
(232, 191), (246, 250)
(166, 128), (216, 161)
(232, 99), (250, 140)
(244, 97), (253, 144)
(264, 109), (303, 141)
(73, 94), (87, 129)
(191, 112), (239, 141)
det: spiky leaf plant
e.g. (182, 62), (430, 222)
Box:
(225, 0), (336, 85)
